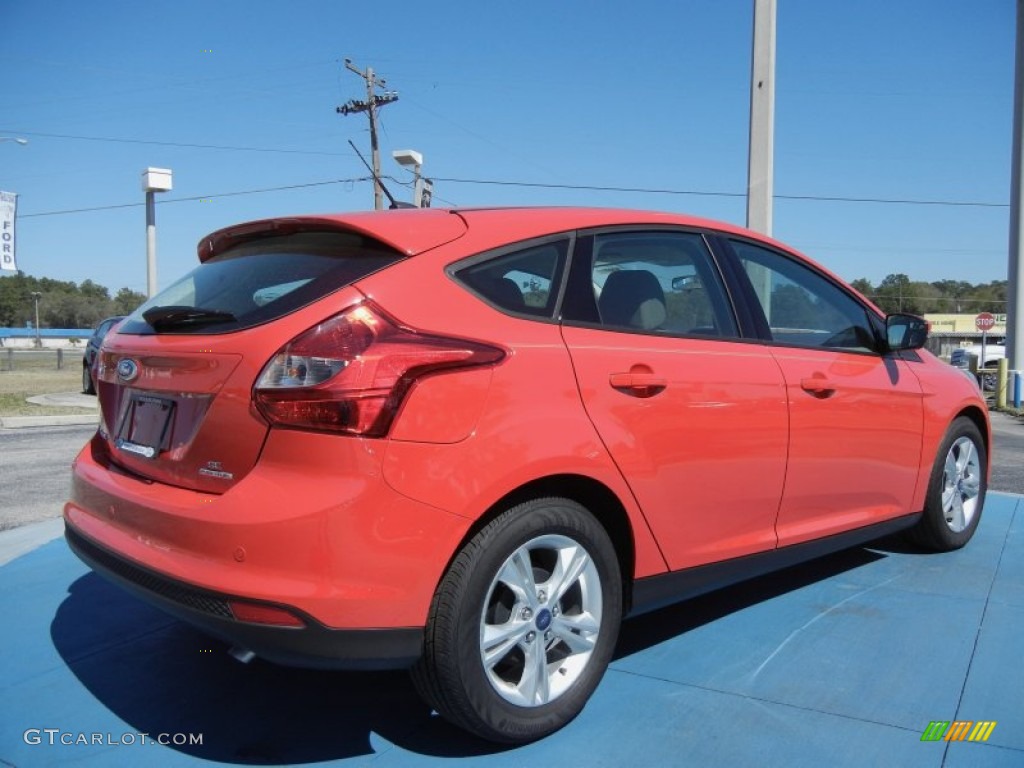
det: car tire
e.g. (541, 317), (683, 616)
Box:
(412, 497), (622, 744)
(82, 363), (95, 395)
(906, 417), (986, 552)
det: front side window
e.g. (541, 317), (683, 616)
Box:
(730, 239), (878, 352)
(563, 230), (738, 337)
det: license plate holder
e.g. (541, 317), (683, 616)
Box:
(116, 395), (175, 459)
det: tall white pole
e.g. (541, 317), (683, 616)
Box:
(1008, 0), (1024, 370)
(747, 0), (777, 236)
(413, 163), (424, 207)
(145, 190), (157, 298)
(141, 168), (171, 299)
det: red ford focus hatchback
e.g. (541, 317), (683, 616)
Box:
(65, 207), (989, 743)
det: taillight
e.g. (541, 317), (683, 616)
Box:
(254, 302), (504, 436)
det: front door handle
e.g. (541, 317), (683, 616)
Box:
(800, 375), (836, 398)
(609, 371), (667, 398)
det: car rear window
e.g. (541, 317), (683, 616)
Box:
(118, 231), (403, 334)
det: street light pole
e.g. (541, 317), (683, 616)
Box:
(141, 168), (173, 298)
(31, 291), (41, 347)
(392, 149), (424, 206)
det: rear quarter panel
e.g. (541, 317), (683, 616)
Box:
(359, 244), (671, 580)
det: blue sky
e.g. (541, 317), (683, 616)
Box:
(1, 0), (1015, 296)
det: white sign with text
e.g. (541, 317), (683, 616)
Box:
(1, 191), (18, 272)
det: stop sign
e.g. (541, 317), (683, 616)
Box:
(975, 312), (996, 332)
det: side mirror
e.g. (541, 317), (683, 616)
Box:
(886, 313), (928, 351)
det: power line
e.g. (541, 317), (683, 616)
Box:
(433, 177), (750, 200)
(18, 177), (372, 218)
(2, 127), (1009, 209)
(431, 176), (1010, 209)
(0, 129), (351, 157)
(13, 172), (1012, 220)
(775, 192), (1006, 208)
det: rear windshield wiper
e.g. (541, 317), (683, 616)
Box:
(143, 305), (237, 332)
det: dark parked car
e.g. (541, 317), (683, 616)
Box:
(81, 316), (124, 395)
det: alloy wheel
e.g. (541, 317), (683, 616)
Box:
(479, 534), (603, 707)
(941, 435), (982, 533)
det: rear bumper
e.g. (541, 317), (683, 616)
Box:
(64, 429), (473, 668)
(65, 524), (422, 669)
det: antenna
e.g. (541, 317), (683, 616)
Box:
(347, 140), (413, 209)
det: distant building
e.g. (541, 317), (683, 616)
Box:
(924, 314), (1006, 360)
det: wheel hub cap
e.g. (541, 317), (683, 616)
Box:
(535, 608), (552, 632)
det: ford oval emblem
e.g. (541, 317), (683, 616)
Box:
(116, 358), (139, 382)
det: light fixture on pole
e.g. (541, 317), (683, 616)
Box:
(141, 168), (172, 298)
(30, 291), (42, 347)
(392, 149), (429, 207)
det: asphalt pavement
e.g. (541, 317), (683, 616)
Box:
(1, 396), (1022, 766)
(0, 424), (92, 532)
(0, 494), (1020, 766)
(989, 410), (1024, 495)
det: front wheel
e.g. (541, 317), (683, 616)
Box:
(412, 498), (622, 743)
(906, 416), (987, 551)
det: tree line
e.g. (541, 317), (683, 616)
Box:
(850, 274), (1007, 316)
(0, 272), (147, 329)
(0, 270), (1010, 330)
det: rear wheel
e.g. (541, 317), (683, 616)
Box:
(412, 497), (622, 743)
(906, 417), (986, 551)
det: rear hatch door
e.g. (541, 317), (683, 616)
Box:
(95, 224), (422, 493)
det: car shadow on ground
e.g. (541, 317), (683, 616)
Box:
(614, 545), (886, 658)
(51, 545), (889, 764)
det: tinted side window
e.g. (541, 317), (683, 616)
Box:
(564, 231), (737, 337)
(731, 239), (878, 352)
(453, 240), (569, 318)
(92, 318), (118, 341)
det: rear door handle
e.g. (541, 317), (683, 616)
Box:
(800, 376), (836, 398)
(609, 372), (667, 398)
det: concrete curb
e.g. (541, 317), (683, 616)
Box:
(0, 391), (99, 429)
(26, 393), (98, 409)
(0, 414), (99, 429)
(0, 517), (64, 567)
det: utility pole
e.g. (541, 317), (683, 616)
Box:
(1007, 0), (1024, 372)
(747, 0), (777, 236)
(31, 291), (41, 348)
(337, 59), (399, 210)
